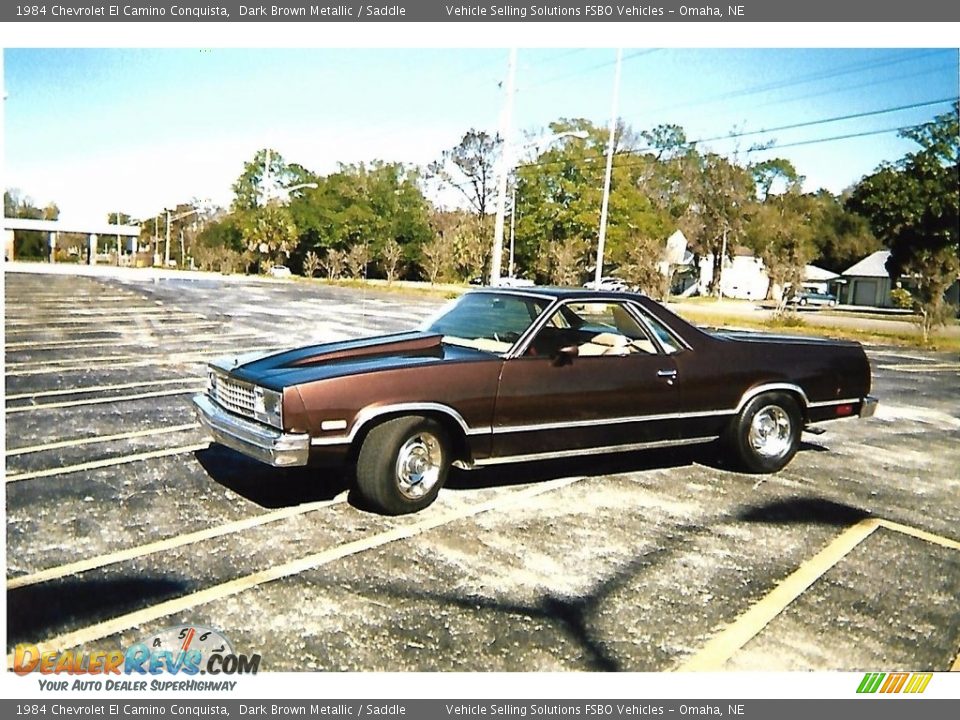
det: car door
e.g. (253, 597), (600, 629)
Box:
(490, 300), (683, 461)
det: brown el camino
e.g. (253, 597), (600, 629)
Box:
(193, 288), (877, 514)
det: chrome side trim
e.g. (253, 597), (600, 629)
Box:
(807, 397), (862, 409)
(193, 394), (310, 467)
(492, 408), (735, 435)
(735, 383), (810, 412)
(473, 435), (718, 467)
(310, 402), (492, 447)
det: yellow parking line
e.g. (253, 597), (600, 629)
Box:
(677, 517), (960, 672)
(5, 313), (208, 326)
(6, 423), (201, 457)
(5, 387), (203, 414)
(6, 334), (258, 350)
(878, 519), (960, 551)
(677, 518), (882, 671)
(7, 496), (350, 590)
(5, 348), (280, 376)
(6, 378), (200, 400)
(6, 307), (172, 318)
(5, 443), (209, 483)
(3, 322), (222, 337)
(6, 475), (585, 660)
(6, 360), (205, 376)
(877, 363), (960, 373)
(7, 354), (146, 368)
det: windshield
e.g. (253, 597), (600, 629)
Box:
(421, 292), (552, 354)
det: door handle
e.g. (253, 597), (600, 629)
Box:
(657, 369), (678, 378)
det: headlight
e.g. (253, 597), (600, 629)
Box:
(253, 386), (283, 429)
(206, 368), (217, 395)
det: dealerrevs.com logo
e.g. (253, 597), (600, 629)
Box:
(857, 672), (933, 694)
(14, 626), (260, 691)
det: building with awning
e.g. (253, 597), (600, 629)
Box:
(3, 217), (141, 263)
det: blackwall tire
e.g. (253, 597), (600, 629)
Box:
(726, 392), (802, 473)
(356, 416), (451, 515)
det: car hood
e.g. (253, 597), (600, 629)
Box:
(212, 331), (486, 390)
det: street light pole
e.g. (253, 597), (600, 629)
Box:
(165, 207), (203, 266)
(594, 48), (623, 287)
(490, 47), (517, 285)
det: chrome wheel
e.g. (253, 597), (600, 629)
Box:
(748, 405), (792, 459)
(395, 432), (443, 499)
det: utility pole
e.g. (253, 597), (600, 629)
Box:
(718, 224), (728, 300)
(508, 185), (517, 278)
(165, 209), (172, 266)
(594, 48), (622, 287)
(490, 48), (517, 285)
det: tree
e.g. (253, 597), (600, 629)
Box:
(289, 161), (432, 279)
(452, 216), (487, 281)
(420, 233), (455, 284)
(514, 118), (665, 284)
(346, 242), (371, 279)
(617, 232), (671, 298)
(428, 129), (502, 224)
(231, 149), (311, 211)
(380, 239), (403, 283)
(695, 154), (756, 295)
(807, 191), (879, 274)
(320, 248), (346, 279)
(302, 251), (322, 278)
(849, 102), (959, 341)
(238, 204), (299, 271)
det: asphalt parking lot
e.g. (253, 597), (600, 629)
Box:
(5, 267), (960, 672)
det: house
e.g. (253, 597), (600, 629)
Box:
(698, 247), (770, 300)
(803, 264), (840, 294)
(841, 250), (895, 307)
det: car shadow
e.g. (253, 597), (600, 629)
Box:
(736, 497), (871, 527)
(194, 445), (350, 509)
(7, 575), (189, 649)
(446, 443), (722, 491)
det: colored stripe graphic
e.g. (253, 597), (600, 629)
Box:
(857, 673), (885, 693)
(857, 672), (932, 694)
(880, 673), (908, 693)
(903, 673), (933, 694)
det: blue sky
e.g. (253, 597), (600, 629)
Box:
(4, 47), (958, 223)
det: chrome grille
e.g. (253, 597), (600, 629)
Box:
(211, 375), (256, 420)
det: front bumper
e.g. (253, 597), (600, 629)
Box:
(859, 395), (879, 418)
(192, 394), (310, 467)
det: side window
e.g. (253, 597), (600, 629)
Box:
(637, 310), (684, 354)
(526, 301), (658, 357)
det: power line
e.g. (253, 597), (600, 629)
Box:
(697, 96), (958, 144)
(644, 49), (951, 115)
(522, 49), (661, 92)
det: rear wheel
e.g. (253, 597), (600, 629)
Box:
(726, 392), (802, 473)
(356, 416), (450, 515)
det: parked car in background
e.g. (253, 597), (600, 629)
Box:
(584, 276), (629, 292)
(789, 288), (838, 307)
(269, 265), (292, 278)
(494, 276), (536, 288)
(194, 288), (876, 515)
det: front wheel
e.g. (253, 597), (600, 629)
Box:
(725, 392), (802, 473)
(356, 416), (451, 515)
